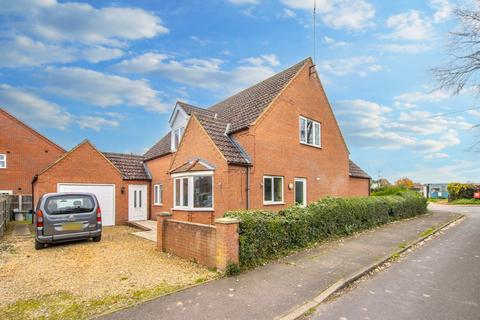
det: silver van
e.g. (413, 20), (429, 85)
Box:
(34, 192), (102, 250)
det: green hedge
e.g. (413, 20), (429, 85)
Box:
(447, 183), (479, 201)
(225, 191), (427, 268)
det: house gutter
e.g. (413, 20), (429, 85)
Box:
(246, 166), (250, 210)
(31, 175), (38, 224)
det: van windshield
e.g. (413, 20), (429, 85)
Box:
(45, 195), (95, 215)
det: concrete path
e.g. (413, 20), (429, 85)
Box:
(309, 204), (479, 320)
(129, 220), (157, 242)
(102, 210), (459, 320)
(12, 223), (30, 237)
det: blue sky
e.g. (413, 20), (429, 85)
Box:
(0, 0), (479, 183)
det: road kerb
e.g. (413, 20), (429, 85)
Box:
(278, 214), (465, 320)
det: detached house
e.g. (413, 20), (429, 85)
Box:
(0, 108), (65, 211)
(144, 58), (370, 224)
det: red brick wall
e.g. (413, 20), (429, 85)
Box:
(0, 110), (64, 195)
(157, 214), (239, 271)
(145, 153), (173, 220)
(348, 177), (370, 197)
(33, 141), (149, 225)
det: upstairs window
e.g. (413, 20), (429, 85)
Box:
(299, 116), (321, 147)
(0, 154), (6, 168)
(173, 127), (184, 150)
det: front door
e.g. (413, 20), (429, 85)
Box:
(294, 178), (307, 206)
(128, 185), (148, 221)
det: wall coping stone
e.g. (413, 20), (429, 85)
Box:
(215, 217), (240, 224)
(157, 212), (173, 217)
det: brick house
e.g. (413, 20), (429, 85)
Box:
(0, 108), (65, 210)
(32, 140), (151, 226)
(144, 58), (370, 224)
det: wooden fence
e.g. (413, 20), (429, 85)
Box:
(0, 195), (12, 238)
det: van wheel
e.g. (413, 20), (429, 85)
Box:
(92, 235), (101, 242)
(35, 240), (44, 250)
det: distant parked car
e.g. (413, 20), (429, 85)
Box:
(34, 192), (102, 250)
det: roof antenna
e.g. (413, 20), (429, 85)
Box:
(313, 0), (316, 64)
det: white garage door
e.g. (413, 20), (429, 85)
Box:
(57, 183), (115, 226)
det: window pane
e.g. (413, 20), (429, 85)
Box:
(134, 190), (137, 208)
(154, 185), (158, 203)
(274, 177), (283, 202)
(314, 123), (320, 146)
(306, 120), (313, 144)
(300, 118), (306, 142)
(139, 190), (142, 208)
(295, 181), (304, 205)
(264, 177), (272, 201)
(174, 130), (180, 149)
(182, 177), (189, 206)
(175, 179), (180, 206)
(159, 185), (163, 204)
(194, 176), (213, 208)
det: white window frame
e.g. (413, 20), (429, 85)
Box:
(263, 175), (284, 205)
(172, 171), (214, 211)
(154, 184), (163, 205)
(299, 116), (321, 148)
(172, 127), (184, 151)
(0, 154), (6, 169)
(294, 178), (307, 207)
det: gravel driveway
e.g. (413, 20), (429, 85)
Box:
(0, 224), (216, 319)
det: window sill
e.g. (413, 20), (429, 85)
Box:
(263, 202), (285, 206)
(172, 208), (215, 212)
(153, 204), (163, 206)
(300, 142), (322, 149)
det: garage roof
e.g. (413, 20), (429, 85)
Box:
(103, 152), (151, 180)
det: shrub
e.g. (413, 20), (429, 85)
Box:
(447, 183), (479, 201)
(371, 185), (408, 196)
(225, 191), (427, 268)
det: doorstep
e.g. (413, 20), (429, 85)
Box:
(128, 220), (157, 242)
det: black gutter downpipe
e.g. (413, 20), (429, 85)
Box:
(31, 175), (38, 224)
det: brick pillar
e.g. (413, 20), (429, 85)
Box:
(156, 212), (172, 252)
(215, 217), (240, 271)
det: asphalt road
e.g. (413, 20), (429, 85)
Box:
(309, 204), (480, 320)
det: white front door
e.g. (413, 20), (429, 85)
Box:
(128, 185), (148, 221)
(294, 178), (307, 207)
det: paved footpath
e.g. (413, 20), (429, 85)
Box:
(102, 209), (460, 320)
(309, 204), (480, 320)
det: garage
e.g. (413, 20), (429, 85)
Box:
(58, 183), (116, 226)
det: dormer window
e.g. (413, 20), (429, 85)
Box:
(173, 127), (184, 151)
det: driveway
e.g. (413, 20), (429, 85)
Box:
(308, 204), (480, 320)
(0, 224), (216, 319)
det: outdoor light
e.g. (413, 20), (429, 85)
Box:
(121, 186), (125, 194)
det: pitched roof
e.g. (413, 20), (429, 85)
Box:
(349, 160), (370, 179)
(144, 58), (310, 164)
(170, 158), (215, 174)
(209, 58), (310, 133)
(144, 131), (171, 160)
(0, 107), (65, 153)
(103, 152), (151, 180)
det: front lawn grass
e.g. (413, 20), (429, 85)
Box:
(449, 198), (480, 205)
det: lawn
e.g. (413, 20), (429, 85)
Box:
(0, 223), (216, 319)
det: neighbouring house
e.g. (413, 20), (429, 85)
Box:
(423, 183), (449, 199)
(0, 108), (65, 212)
(32, 140), (151, 226)
(144, 57), (370, 224)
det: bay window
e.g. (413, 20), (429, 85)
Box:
(173, 173), (213, 210)
(263, 176), (284, 205)
(299, 116), (321, 147)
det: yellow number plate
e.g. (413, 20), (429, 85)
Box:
(63, 223), (82, 231)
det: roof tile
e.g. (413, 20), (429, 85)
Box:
(103, 152), (151, 180)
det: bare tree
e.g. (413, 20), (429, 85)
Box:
(434, 5), (480, 94)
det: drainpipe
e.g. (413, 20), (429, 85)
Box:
(31, 175), (38, 224)
(246, 166), (250, 210)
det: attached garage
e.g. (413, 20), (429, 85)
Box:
(57, 183), (116, 226)
(33, 140), (151, 225)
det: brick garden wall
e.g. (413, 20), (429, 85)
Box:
(157, 213), (239, 271)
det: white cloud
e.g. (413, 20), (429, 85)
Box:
(334, 99), (471, 154)
(379, 43), (431, 54)
(394, 89), (450, 108)
(281, 0), (375, 31)
(323, 36), (350, 48)
(0, 0), (167, 66)
(319, 56), (382, 77)
(280, 8), (296, 19)
(399, 160), (480, 183)
(115, 53), (278, 94)
(424, 152), (449, 160)
(429, 0), (453, 23)
(0, 84), (72, 129)
(44, 67), (169, 112)
(467, 109), (480, 117)
(190, 36), (211, 46)
(385, 11), (431, 41)
(77, 115), (120, 131)
(228, 0), (260, 4)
